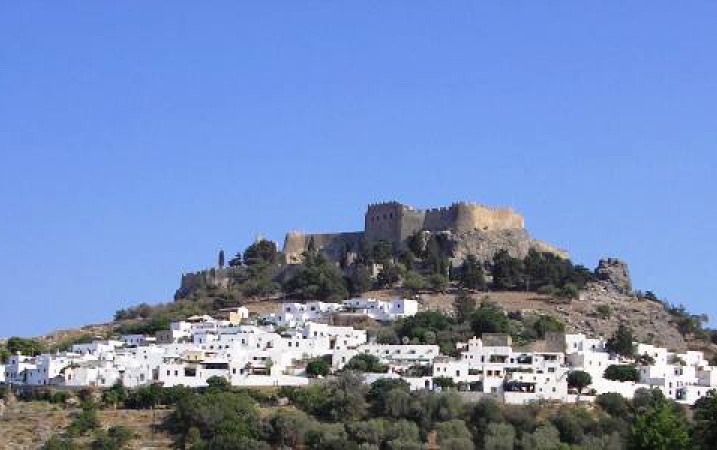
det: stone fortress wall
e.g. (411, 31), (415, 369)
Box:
(282, 201), (533, 263)
(364, 201), (525, 243)
(283, 231), (363, 264)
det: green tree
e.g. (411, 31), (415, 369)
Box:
(102, 382), (128, 409)
(67, 404), (100, 437)
(367, 378), (410, 415)
(427, 273), (449, 293)
(691, 389), (717, 450)
(453, 291), (477, 323)
(396, 311), (450, 343)
(435, 419), (473, 450)
(228, 252), (243, 267)
(205, 375), (231, 392)
(306, 357), (330, 377)
(6, 336), (45, 356)
(457, 255), (487, 290)
(371, 241), (394, 265)
(520, 424), (562, 450)
(347, 264), (373, 295)
(377, 262), (406, 289)
(604, 365), (640, 382)
(262, 409), (313, 449)
(402, 270), (426, 294)
(170, 390), (261, 445)
(344, 354), (387, 373)
(406, 231), (426, 258)
(243, 239), (278, 266)
(596, 392), (631, 420)
(629, 392), (689, 450)
(283, 251), (349, 301)
(490, 250), (524, 290)
(433, 376), (455, 389)
(322, 371), (370, 422)
(346, 418), (389, 447)
(483, 422), (515, 450)
(305, 422), (352, 450)
(470, 302), (510, 336)
(218, 250), (225, 268)
(91, 426), (135, 450)
(0, 345), (10, 364)
(533, 315), (565, 338)
(567, 370), (592, 394)
(606, 324), (636, 357)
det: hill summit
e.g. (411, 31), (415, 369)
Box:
(283, 200), (567, 265)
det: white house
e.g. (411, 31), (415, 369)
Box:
(342, 298), (419, 321)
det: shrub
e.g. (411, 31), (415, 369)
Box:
(606, 325), (635, 357)
(604, 365), (640, 382)
(433, 376), (455, 389)
(306, 357), (330, 377)
(91, 426), (135, 450)
(41, 435), (77, 450)
(470, 302), (510, 336)
(596, 393), (631, 420)
(344, 354), (387, 373)
(596, 304), (613, 319)
(67, 404), (100, 437)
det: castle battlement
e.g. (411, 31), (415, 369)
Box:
(282, 200), (561, 265)
(364, 200), (525, 243)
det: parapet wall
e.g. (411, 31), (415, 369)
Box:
(365, 201), (524, 243)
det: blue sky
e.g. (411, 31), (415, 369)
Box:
(1, 3), (716, 337)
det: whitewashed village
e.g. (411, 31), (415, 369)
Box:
(3, 296), (717, 407)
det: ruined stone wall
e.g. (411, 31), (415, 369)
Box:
(283, 231), (364, 263)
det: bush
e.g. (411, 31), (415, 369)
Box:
(470, 302), (510, 336)
(427, 273), (449, 293)
(606, 324), (635, 357)
(170, 390), (261, 445)
(41, 435), (77, 450)
(532, 315), (565, 338)
(433, 376), (455, 389)
(282, 251), (348, 301)
(596, 393), (631, 420)
(91, 426), (135, 450)
(483, 422), (515, 450)
(67, 404), (100, 437)
(306, 357), (330, 377)
(344, 354), (387, 373)
(596, 304), (613, 319)
(604, 365), (640, 382)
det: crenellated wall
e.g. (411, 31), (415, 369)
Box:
(282, 201), (540, 264)
(365, 201), (524, 243)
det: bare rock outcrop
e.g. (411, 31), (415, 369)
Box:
(595, 258), (632, 295)
(446, 228), (569, 265)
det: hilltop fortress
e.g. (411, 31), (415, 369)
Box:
(283, 201), (566, 264)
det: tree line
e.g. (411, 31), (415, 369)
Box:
(28, 374), (717, 450)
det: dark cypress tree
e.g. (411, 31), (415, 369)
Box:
(218, 250), (225, 268)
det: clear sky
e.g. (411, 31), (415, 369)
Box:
(1, 3), (716, 337)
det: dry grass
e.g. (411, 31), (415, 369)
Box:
(0, 402), (173, 450)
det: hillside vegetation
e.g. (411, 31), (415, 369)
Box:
(5, 374), (717, 449)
